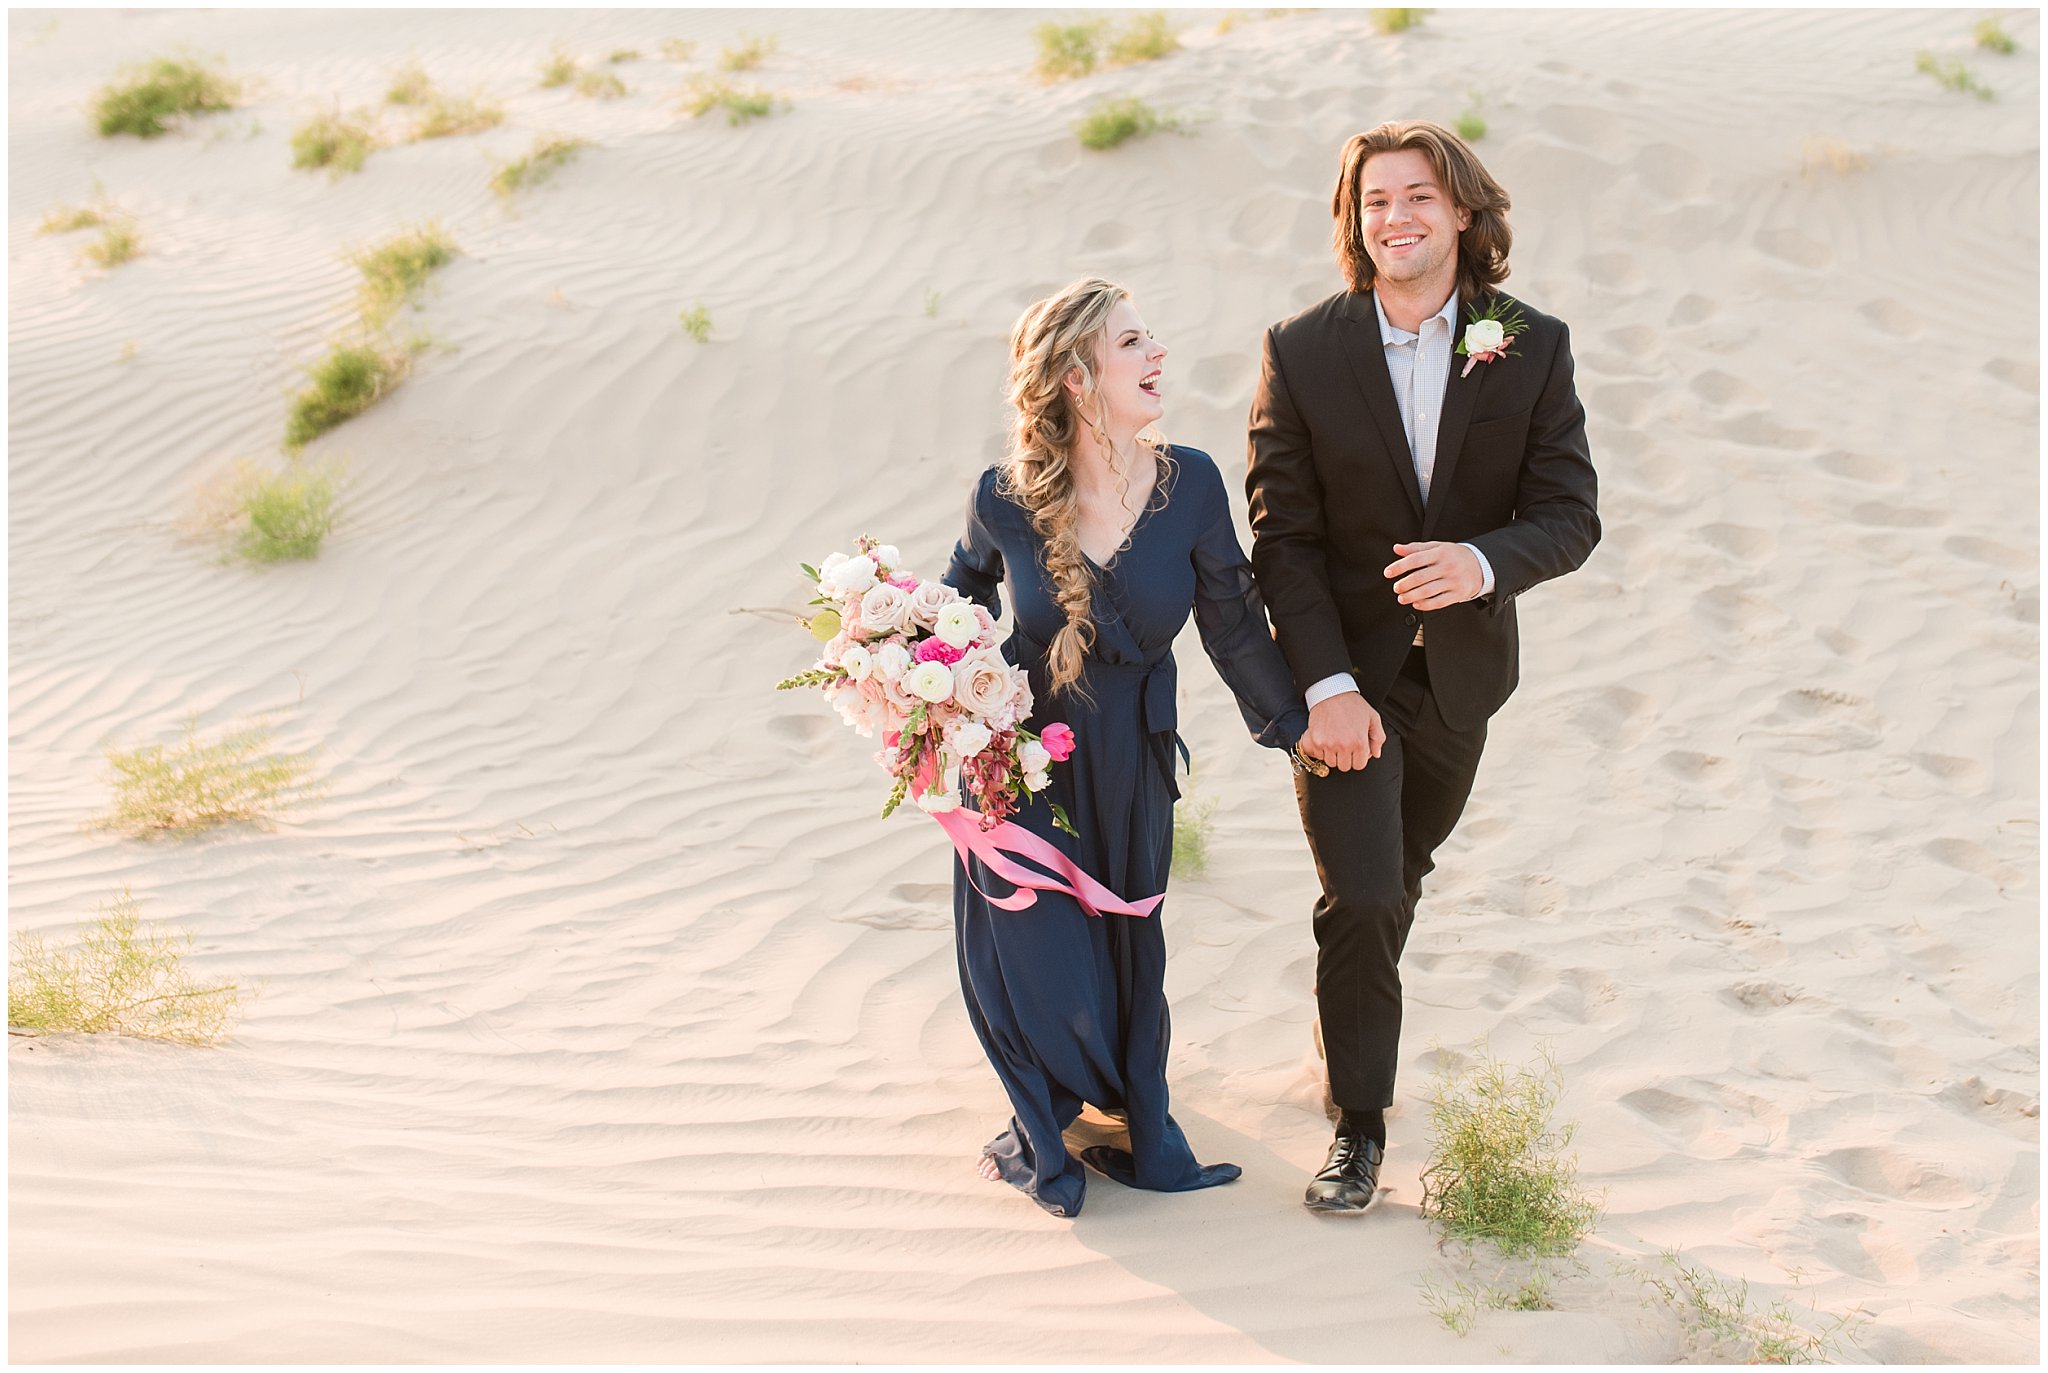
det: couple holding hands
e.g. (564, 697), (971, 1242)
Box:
(939, 119), (1600, 1218)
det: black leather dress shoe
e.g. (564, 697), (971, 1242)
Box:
(1303, 1134), (1384, 1214)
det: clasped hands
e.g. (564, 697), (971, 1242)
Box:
(1294, 542), (1483, 773)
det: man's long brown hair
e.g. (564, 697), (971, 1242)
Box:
(1330, 120), (1513, 302)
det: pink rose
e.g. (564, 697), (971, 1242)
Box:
(1039, 723), (1075, 761)
(914, 637), (965, 667)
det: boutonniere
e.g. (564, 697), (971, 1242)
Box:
(1455, 298), (1529, 377)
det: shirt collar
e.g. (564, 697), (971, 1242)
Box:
(1374, 288), (1459, 346)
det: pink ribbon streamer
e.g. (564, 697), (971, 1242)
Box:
(931, 809), (1163, 919)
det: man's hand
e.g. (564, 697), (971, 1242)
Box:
(1385, 541), (1484, 611)
(1299, 691), (1385, 773)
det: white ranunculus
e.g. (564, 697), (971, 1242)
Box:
(1018, 740), (1052, 774)
(953, 657), (1016, 718)
(859, 581), (914, 635)
(1464, 318), (1505, 355)
(870, 543), (901, 570)
(906, 660), (955, 703)
(874, 642), (912, 683)
(825, 555), (879, 596)
(933, 601), (981, 650)
(840, 644), (873, 681)
(819, 551), (850, 577)
(950, 720), (993, 758)
(907, 580), (962, 628)
(916, 788), (961, 814)
(1023, 769), (1051, 793)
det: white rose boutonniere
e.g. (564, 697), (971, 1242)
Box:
(1455, 299), (1530, 377)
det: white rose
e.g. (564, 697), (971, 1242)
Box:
(916, 788), (961, 814)
(1464, 318), (1505, 355)
(840, 644), (873, 681)
(819, 551), (850, 577)
(1023, 769), (1051, 793)
(950, 720), (993, 758)
(1018, 740), (1051, 774)
(859, 582), (913, 635)
(874, 642), (912, 683)
(825, 555), (878, 596)
(870, 544), (901, 570)
(907, 580), (962, 628)
(953, 657), (1017, 719)
(933, 601), (981, 650)
(906, 660), (955, 703)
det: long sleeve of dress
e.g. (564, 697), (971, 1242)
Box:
(1189, 459), (1310, 751)
(943, 469), (1006, 619)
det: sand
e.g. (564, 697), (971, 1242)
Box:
(7, 5), (2038, 1362)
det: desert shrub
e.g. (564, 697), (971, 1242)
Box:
(84, 220), (142, 267)
(1171, 794), (1217, 878)
(539, 48), (579, 88)
(576, 69), (628, 99)
(285, 340), (410, 450)
(1373, 8), (1431, 34)
(1974, 17), (2017, 53)
(1034, 19), (1108, 80)
(39, 200), (107, 234)
(1630, 1253), (1866, 1364)
(1075, 96), (1177, 150)
(351, 222), (457, 326)
(290, 107), (377, 174)
(228, 457), (343, 562)
(410, 91), (503, 139)
(609, 47), (642, 63)
(92, 55), (239, 137)
(1916, 49), (1995, 99)
(1107, 11), (1180, 65)
(386, 62), (433, 105)
(98, 718), (318, 836)
(681, 77), (782, 124)
(679, 304), (713, 341)
(491, 135), (589, 197)
(9, 892), (244, 1045)
(718, 33), (778, 71)
(660, 38), (698, 61)
(1455, 108), (1487, 141)
(1419, 1045), (1601, 1257)
(1800, 136), (1868, 176)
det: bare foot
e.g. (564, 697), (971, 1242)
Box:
(977, 1152), (1002, 1182)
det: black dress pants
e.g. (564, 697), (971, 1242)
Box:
(1293, 645), (1488, 1113)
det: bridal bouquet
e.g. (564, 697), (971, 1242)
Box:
(776, 536), (1076, 834)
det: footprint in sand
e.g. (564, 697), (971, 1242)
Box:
(1755, 227), (1834, 270)
(1082, 221), (1134, 254)
(1721, 980), (1799, 1013)
(1935, 1075), (2041, 1140)
(1910, 751), (1986, 786)
(1689, 370), (1765, 409)
(1942, 533), (2031, 569)
(1579, 251), (1645, 292)
(1630, 142), (1710, 200)
(1696, 522), (1775, 560)
(1187, 352), (1254, 403)
(1668, 293), (1717, 327)
(1536, 103), (1630, 159)
(1982, 357), (2038, 394)
(1566, 684), (1655, 750)
(1850, 500), (1937, 529)
(1720, 411), (1821, 450)
(838, 881), (952, 930)
(1922, 836), (2023, 888)
(1816, 449), (1903, 485)
(766, 714), (835, 748)
(1860, 297), (1922, 337)
(1815, 1145), (1970, 1206)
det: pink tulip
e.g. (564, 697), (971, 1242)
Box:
(1040, 723), (1075, 761)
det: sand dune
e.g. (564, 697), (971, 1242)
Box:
(9, 6), (2037, 1362)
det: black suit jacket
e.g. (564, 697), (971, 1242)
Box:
(1245, 288), (1600, 732)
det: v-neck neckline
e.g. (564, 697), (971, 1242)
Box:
(1081, 453), (1173, 572)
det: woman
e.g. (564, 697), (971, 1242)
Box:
(943, 277), (1310, 1217)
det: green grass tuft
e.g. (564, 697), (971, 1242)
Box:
(491, 134), (589, 198)
(576, 69), (628, 99)
(609, 47), (642, 63)
(718, 32), (778, 71)
(98, 718), (318, 837)
(679, 304), (713, 341)
(92, 55), (239, 138)
(285, 341), (410, 450)
(229, 457), (343, 562)
(539, 48), (579, 88)
(923, 288), (941, 318)
(351, 222), (458, 327)
(682, 77), (782, 124)
(10, 892), (245, 1045)
(409, 90), (504, 140)
(1455, 95), (1487, 141)
(1630, 1252), (1867, 1364)
(1974, 17), (2017, 53)
(290, 107), (378, 175)
(1034, 19), (1109, 80)
(386, 62), (433, 105)
(1420, 1044), (1602, 1258)
(1372, 8), (1431, 34)
(1171, 794), (1218, 878)
(660, 38), (698, 62)
(84, 220), (142, 268)
(1106, 11), (1181, 66)
(1420, 1260), (1565, 1336)
(1074, 96), (1179, 150)
(1916, 49), (1996, 99)
(39, 200), (107, 234)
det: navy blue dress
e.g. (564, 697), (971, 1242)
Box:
(942, 446), (1309, 1217)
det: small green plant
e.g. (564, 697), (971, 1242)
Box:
(410, 90), (504, 140)
(285, 341), (410, 450)
(227, 457), (343, 562)
(1974, 17), (2017, 53)
(491, 134), (589, 198)
(1034, 19), (1108, 80)
(682, 77), (782, 124)
(1419, 1044), (1601, 1258)
(1800, 135), (1868, 176)
(1420, 1262), (1561, 1336)
(39, 199), (107, 234)
(576, 69), (628, 99)
(1372, 8), (1431, 34)
(1630, 1252), (1866, 1364)
(386, 62), (433, 105)
(1074, 96), (1179, 150)
(98, 718), (318, 837)
(718, 32), (778, 71)
(1916, 49), (1995, 99)
(290, 107), (378, 175)
(660, 38), (698, 62)
(1455, 91), (1487, 142)
(1171, 793), (1217, 878)
(923, 288), (941, 318)
(609, 47), (641, 63)
(1107, 11), (1180, 66)
(679, 304), (713, 341)
(539, 47), (579, 88)
(351, 222), (458, 327)
(84, 220), (142, 268)
(9, 892), (245, 1045)
(92, 55), (239, 137)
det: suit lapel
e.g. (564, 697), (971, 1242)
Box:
(1336, 292), (1425, 522)
(1422, 293), (1490, 537)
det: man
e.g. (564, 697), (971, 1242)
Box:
(1245, 121), (1600, 1213)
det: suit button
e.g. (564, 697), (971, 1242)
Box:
(1404, 613), (1418, 626)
